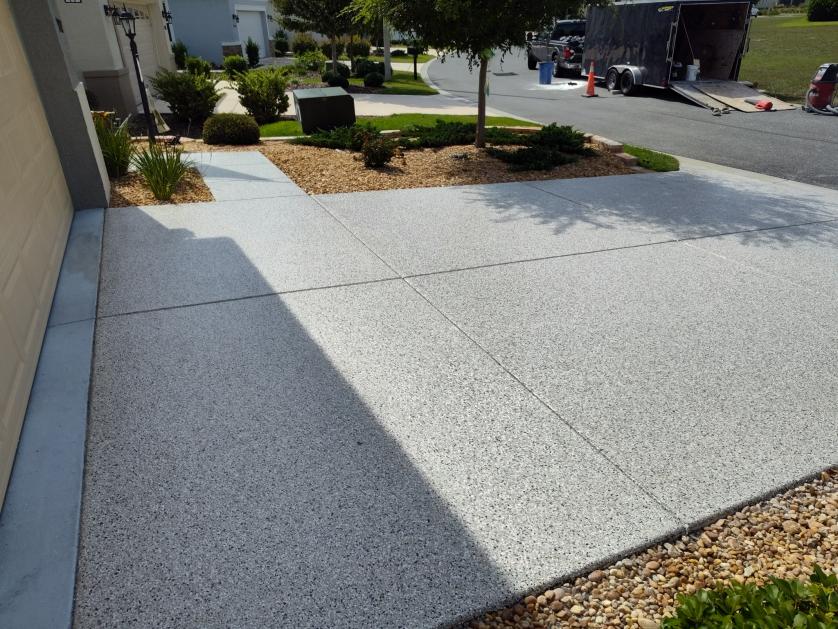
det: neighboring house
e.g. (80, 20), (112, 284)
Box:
(1, 0), (109, 505)
(53, 0), (176, 116)
(168, 0), (281, 65)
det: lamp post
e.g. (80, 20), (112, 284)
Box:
(161, 3), (173, 42)
(117, 8), (155, 144)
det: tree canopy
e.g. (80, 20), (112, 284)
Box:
(351, 0), (583, 145)
(274, 0), (354, 63)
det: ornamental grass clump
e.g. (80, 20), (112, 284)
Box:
(131, 144), (193, 201)
(94, 115), (134, 178)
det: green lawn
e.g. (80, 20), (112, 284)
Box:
(260, 114), (539, 138)
(623, 145), (680, 172)
(340, 53), (435, 64)
(348, 70), (438, 95)
(740, 14), (838, 102)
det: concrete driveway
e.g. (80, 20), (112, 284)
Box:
(75, 153), (838, 628)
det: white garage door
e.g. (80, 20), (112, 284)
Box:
(117, 4), (157, 82)
(0, 1), (73, 504)
(237, 10), (266, 58)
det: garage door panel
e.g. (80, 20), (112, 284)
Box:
(237, 11), (266, 56)
(1, 262), (39, 357)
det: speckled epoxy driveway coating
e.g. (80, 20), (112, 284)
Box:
(75, 153), (838, 628)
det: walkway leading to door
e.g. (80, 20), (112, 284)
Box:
(74, 154), (838, 628)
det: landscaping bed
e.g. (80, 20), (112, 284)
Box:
(468, 468), (837, 629)
(109, 169), (212, 208)
(257, 142), (633, 195)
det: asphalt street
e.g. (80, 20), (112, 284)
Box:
(427, 49), (838, 189)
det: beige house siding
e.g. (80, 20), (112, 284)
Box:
(0, 0), (73, 501)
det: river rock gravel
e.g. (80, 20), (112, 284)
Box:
(468, 468), (837, 629)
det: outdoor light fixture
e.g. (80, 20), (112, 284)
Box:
(232, 13), (239, 24)
(161, 2), (173, 41)
(267, 14), (274, 21)
(64, 0), (83, 4)
(103, 3), (120, 17)
(117, 6), (156, 144)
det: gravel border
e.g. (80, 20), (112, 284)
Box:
(468, 468), (837, 628)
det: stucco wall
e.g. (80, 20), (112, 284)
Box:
(53, 0), (124, 71)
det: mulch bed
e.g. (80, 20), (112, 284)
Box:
(109, 169), (213, 208)
(468, 468), (837, 629)
(174, 141), (633, 195)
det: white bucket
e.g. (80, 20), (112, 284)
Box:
(686, 64), (700, 81)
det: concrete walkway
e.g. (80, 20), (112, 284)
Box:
(74, 154), (838, 628)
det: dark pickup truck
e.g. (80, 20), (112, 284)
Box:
(525, 19), (586, 76)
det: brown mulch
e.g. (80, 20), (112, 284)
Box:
(257, 143), (634, 195)
(109, 168), (213, 208)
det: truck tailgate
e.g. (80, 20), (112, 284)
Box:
(670, 80), (796, 112)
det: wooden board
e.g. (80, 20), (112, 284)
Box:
(674, 80), (796, 112)
(669, 81), (731, 112)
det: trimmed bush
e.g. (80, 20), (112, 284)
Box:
(185, 55), (211, 77)
(131, 144), (192, 201)
(363, 71), (385, 88)
(172, 40), (188, 70)
(291, 32), (317, 55)
(346, 40), (371, 58)
(319, 40), (345, 58)
(93, 116), (134, 178)
(202, 113), (260, 145)
(662, 565), (838, 628)
(361, 136), (395, 168)
(274, 37), (289, 56)
(322, 71), (349, 89)
(353, 58), (385, 77)
(294, 49), (327, 75)
(487, 146), (577, 171)
(399, 120), (474, 147)
(325, 61), (351, 78)
(245, 37), (260, 67)
(223, 55), (248, 80)
(390, 49), (407, 57)
(529, 123), (588, 154)
(808, 0), (838, 20)
(150, 69), (220, 127)
(236, 67), (289, 124)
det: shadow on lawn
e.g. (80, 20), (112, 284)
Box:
(470, 169), (838, 248)
(75, 208), (509, 628)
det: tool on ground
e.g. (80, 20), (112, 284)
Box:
(744, 97), (773, 111)
(803, 63), (838, 115)
(582, 61), (597, 97)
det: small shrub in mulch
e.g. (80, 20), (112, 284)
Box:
(202, 114), (260, 145)
(361, 136), (396, 167)
(322, 71), (349, 89)
(364, 71), (385, 88)
(290, 123), (380, 151)
(486, 145), (579, 171)
(223, 55), (248, 81)
(236, 68), (289, 124)
(150, 70), (220, 129)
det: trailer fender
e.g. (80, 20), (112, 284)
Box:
(607, 65), (646, 86)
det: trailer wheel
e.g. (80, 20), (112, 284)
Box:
(527, 54), (538, 70)
(605, 68), (620, 92)
(619, 71), (639, 96)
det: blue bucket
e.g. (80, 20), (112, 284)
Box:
(538, 61), (554, 85)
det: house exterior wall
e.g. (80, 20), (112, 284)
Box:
(0, 0), (74, 504)
(169, 0), (279, 64)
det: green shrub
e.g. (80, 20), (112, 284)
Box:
(172, 40), (188, 70)
(662, 565), (838, 628)
(390, 49), (407, 57)
(294, 49), (327, 75)
(236, 67), (289, 124)
(185, 55), (211, 77)
(325, 61), (350, 78)
(361, 136), (395, 167)
(131, 144), (193, 201)
(245, 37), (260, 67)
(529, 124), (588, 154)
(202, 113), (260, 145)
(353, 57), (385, 77)
(346, 40), (371, 58)
(400, 120), (475, 147)
(292, 32), (317, 55)
(274, 37), (289, 56)
(223, 55), (248, 80)
(322, 71), (349, 89)
(808, 0), (838, 20)
(319, 40), (345, 58)
(291, 122), (379, 150)
(150, 69), (220, 127)
(93, 116), (134, 178)
(486, 145), (578, 171)
(364, 71), (385, 88)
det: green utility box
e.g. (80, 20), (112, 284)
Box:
(293, 87), (356, 134)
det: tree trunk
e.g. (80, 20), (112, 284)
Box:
(475, 56), (488, 148)
(349, 31), (355, 70)
(331, 37), (338, 70)
(382, 19), (392, 81)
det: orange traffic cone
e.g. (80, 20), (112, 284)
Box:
(582, 61), (598, 98)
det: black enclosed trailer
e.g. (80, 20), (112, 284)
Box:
(582, 0), (795, 112)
